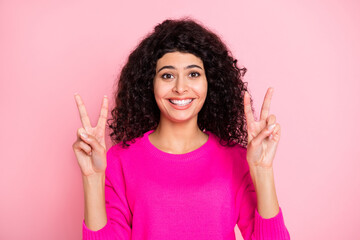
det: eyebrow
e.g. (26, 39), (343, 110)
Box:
(157, 64), (203, 73)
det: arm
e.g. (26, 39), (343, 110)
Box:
(249, 166), (279, 218)
(83, 173), (107, 231)
(236, 149), (290, 240)
(73, 94), (131, 239)
(239, 88), (290, 239)
(82, 148), (132, 240)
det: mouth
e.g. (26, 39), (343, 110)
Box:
(168, 98), (194, 106)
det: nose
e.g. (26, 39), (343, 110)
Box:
(172, 74), (188, 94)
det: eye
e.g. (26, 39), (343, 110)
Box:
(189, 72), (200, 78)
(161, 73), (174, 79)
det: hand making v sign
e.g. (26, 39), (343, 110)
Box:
(72, 94), (109, 177)
(244, 87), (281, 170)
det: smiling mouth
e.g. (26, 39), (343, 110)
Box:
(168, 98), (194, 106)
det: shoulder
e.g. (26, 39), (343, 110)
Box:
(210, 132), (249, 170)
(105, 132), (148, 166)
(210, 131), (247, 156)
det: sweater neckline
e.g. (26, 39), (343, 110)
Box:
(142, 129), (213, 161)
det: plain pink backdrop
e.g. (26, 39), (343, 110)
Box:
(1, 0), (359, 239)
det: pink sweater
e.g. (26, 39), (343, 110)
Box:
(82, 129), (290, 239)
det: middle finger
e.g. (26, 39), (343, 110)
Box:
(96, 95), (109, 133)
(260, 87), (274, 121)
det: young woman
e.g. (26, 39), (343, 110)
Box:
(73, 17), (290, 240)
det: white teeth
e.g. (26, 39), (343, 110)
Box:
(169, 99), (193, 106)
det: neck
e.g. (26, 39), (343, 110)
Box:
(150, 115), (207, 154)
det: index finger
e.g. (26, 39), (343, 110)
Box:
(260, 87), (274, 121)
(74, 93), (92, 130)
(96, 95), (109, 133)
(244, 91), (255, 130)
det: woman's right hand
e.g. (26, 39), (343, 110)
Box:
(72, 94), (109, 177)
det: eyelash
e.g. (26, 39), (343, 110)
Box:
(161, 72), (200, 79)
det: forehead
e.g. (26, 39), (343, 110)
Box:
(156, 51), (203, 68)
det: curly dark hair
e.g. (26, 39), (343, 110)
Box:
(107, 16), (256, 149)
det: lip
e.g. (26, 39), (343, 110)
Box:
(168, 98), (195, 100)
(168, 98), (194, 110)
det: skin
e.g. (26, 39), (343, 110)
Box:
(72, 52), (282, 231)
(149, 51), (209, 154)
(151, 51), (281, 218)
(244, 88), (281, 218)
(73, 94), (109, 230)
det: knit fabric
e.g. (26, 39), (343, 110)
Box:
(82, 129), (290, 239)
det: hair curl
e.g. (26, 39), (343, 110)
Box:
(107, 17), (256, 149)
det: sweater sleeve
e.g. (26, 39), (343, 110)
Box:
(82, 146), (132, 240)
(236, 147), (290, 240)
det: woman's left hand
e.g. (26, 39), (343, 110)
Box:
(243, 87), (281, 169)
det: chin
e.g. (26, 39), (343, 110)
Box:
(163, 113), (198, 123)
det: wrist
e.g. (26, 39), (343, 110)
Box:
(248, 166), (280, 218)
(249, 166), (274, 188)
(82, 173), (105, 190)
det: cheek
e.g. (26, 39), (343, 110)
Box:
(153, 82), (170, 100)
(153, 81), (162, 96)
(193, 81), (208, 99)
(203, 82), (208, 97)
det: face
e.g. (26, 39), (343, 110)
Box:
(153, 51), (208, 123)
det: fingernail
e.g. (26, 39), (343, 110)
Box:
(80, 132), (88, 139)
(268, 124), (276, 131)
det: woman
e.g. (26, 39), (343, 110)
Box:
(73, 17), (290, 239)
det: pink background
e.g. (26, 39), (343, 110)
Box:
(1, 0), (359, 239)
